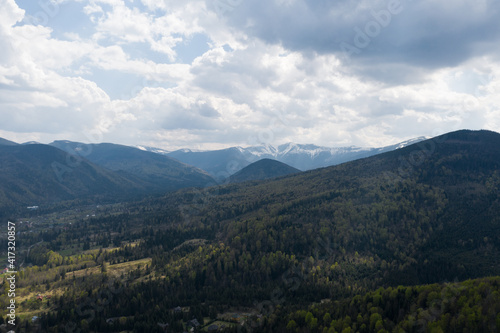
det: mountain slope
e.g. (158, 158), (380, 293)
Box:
(150, 129), (500, 287)
(50, 141), (215, 191)
(274, 137), (427, 170)
(229, 158), (301, 183)
(0, 137), (19, 146)
(17, 129), (500, 331)
(0, 144), (148, 209)
(167, 146), (256, 179)
(279, 276), (500, 333)
(165, 137), (427, 177)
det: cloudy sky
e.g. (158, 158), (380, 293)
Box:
(0, 0), (499, 150)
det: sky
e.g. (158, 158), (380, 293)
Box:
(0, 0), (499, 150)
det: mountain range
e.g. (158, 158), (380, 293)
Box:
(170, 129), (500, 287)
(162, 137), (428, 178)
(4, 129), (500, 331)
(162, 129), (500, 285)
(0, 135), (429, 211)
(0, 143), (144, 209)
(0, 140), (214, 211)
(49, 141), (214, 191)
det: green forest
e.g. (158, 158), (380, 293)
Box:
(1, 130), (500, 332)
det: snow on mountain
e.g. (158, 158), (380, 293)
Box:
(136, 146), (170, 155)
(149, 137), (430, 179)
(393, 136), (430, 149)
(244, 143), (279, 157)
(22, 141), (43, 145)
(277, 143), (370, 158)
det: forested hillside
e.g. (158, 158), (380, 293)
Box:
(272, 277), (500, 332)
(0, 141), (216, 217)
(0, 144), (148, 211)
(1, 130), (499, 332)
(229, 158), (300, 183)
(50, 141), (215, 191)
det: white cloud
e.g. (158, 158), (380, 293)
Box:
(95, 3), (152, 43)
(0, 0), (499, 150)
(0, 0), (24, 29)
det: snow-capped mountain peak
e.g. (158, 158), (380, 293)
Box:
(245, 143), (279, 157)
(143, 136), (429, 178)
(135, 146), (170, 155)
(394, 136), (430, 149)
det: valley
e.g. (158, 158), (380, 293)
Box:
(0, 129), (500, 332)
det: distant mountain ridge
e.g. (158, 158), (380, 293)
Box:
(0, 144), (148, 209)
(0, 137), (19, 146)
(9, 129), (500, 332)
(0, 134), (430, 206)
(0, 139), (216, 211)
(49, 141), (215, 191)
(229, 158), (300, 183)
(162, 137), (428, 178)
(2, 136), (428, 180)
(163, 129), (500, 285)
